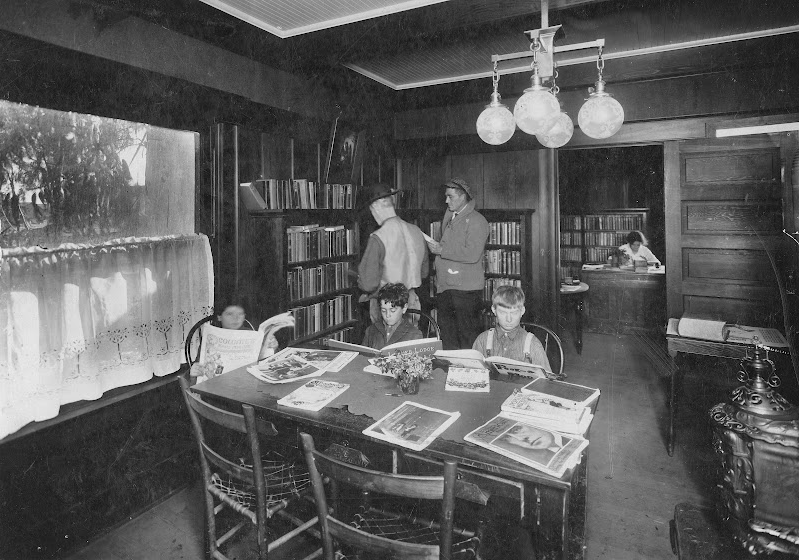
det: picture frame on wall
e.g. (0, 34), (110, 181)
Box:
(324, 115), (366, 185)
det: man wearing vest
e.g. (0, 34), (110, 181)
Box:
(357, 183), (429, 323)
(426, 178), (489, 350)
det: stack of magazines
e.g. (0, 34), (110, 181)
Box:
(464, 378), (599, 478)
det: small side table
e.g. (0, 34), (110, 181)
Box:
(560, 282), (589, 354)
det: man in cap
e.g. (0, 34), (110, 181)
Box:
(426, 178), (489, 349)
(357, 183), (429, 323)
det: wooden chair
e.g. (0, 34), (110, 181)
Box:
(184, 314), (256, 366)
(299, 432), (480, 560)
(521, 322), (566, 379)
(179, 377), (320, 560)
(405, 308), (442, 340)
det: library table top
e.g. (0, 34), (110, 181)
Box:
(192, 353), (583, 489)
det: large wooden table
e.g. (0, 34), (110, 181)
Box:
(581, 267), (666, 334)
(193, 354), (591, 560)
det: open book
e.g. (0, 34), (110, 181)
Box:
(326, 337), (442, 358)
(433, 349), (551, 379)
(246, 355), (324, 384)
(445, 367), (490, 392)
(270, 347), (358, 372)
(363, 401), (460, 451)
(257, 312), (297, 360)
(671, 315), (788, 348)
(464, 414), (588, 478)
(197, 324), (265, 380)
(520, 377), (600, 409)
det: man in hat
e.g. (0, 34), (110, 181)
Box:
(426, 178), (489, 349)
(357, 183), (429, 323)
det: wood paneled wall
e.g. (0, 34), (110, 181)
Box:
(398, 149), (560, 327)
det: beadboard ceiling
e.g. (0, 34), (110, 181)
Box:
(198, 0), (451, 38)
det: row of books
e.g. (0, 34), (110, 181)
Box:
(584, 231), (627, 246)
(585, 246), (616, 263)
(483, 277), (521, 301)
(488, 221), (521, 245)
(289, 293), (354, 338)
(245, 179), (357, 210)
(560, 214), (583, 231)
(560, 231), (583, 245)
(485, 249), (521, 275)
(583, 214), (642, 231)
(560, 247), (583, 262)
(286, 261), (351, 301)
(286, 224), (357, 263)
(559, 264), (582, 279)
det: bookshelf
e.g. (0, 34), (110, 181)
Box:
(559, 208), (649, 278)
(239, 209), (361, 345)
(399, 208), (535, 321)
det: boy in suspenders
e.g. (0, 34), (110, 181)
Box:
(471, 285), (552, 373)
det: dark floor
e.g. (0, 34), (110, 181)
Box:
(63, 331), (738, 560)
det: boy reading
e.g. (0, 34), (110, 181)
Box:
(472, 285), (552, 372)
(362, 283), (423, 350)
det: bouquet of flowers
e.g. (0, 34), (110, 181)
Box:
(374, 351), (433, 394)
(607, 248), (630, 267)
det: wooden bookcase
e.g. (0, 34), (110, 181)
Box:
(558, 208), (649, 279)
(398, 208), (535, 322)
(239, 209), (361, 344)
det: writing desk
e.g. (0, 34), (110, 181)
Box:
(193, 354), (592, 560)
(666, 319), (749, 456)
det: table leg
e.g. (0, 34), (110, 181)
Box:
(668, 352), (683, 457)
(574, 295), (584, 355)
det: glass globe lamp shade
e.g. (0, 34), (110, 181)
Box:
(514, 87), (561, 136)
(537, 112), (574, 148)
(577, 86), (624, 139)
(476, 94), (515, 146)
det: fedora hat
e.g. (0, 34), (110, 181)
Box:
(362, 182), (400, 206)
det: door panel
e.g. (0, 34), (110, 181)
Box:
(666, 137), (785, 326)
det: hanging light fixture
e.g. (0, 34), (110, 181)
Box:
(577, 46), (625, 139)
(476, 62), (515, 145)
(536, 65), (573, 149)
(475, 0), (623, 148)
(513, 39), (561, 136)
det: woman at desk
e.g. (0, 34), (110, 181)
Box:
(619, 230), (660, 265)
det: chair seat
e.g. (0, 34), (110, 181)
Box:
(345, 506), (479, 559)
(208, 456), (311, 523)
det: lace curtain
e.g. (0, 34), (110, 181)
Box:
(0, 234), (214, 440)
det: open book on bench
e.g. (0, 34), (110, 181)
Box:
(669, 315), (788, 348)
(433, 349), (552, 379)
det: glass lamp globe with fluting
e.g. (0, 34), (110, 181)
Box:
(476, 91), (515, 145)
(537, 112), (574, 148)
(577, 79), (624, 139)
(513, 72), (561, 136)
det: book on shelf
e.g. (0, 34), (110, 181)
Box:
(445, 367), (490, 392)
(520, 377), (600, 409)
(269, 347), (358, 372)
(669, 315), (788, 347)
(501, 390), (593, 435)
(246, 355), (325, 384)
(239, 181), (267, 211)
(326, 337), (443, 359)
(362, 401), (461, 451)
(277, 379), (350, 411)
(433, 349), (551, 380)
(463, 414), (588, 478)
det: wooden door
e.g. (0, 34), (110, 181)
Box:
(665, 137), (787, 326)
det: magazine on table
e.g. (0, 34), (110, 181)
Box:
(327, 337), (442, 358)
(247, 355), (324, 384)
(270, 347), (358, 372)
(670, 315), (788, 348)
(520, 377), (600, 409)
(445, 367), (490, 392)
(277, 380), (350, 411)
(433, 349), (551, 379)
(362, 402), (461, 451)
(464, 414), (588, 478)
(501, 390), (593, 436)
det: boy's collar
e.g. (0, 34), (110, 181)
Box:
(494, 325), (525, 339)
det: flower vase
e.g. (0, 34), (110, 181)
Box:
(397, 373), (420, 395)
